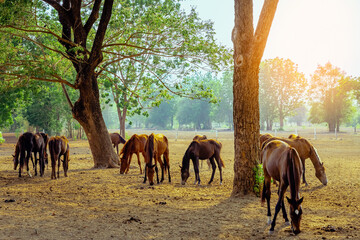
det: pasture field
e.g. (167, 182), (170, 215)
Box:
(0, 130), (359, 240)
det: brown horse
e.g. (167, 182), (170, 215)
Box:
(32, 133), (48, 177)
(261, 140), (304, 235)
(261, 135), (327, 186)
(110, 133), (126, 155)
(143, 133), (170, 185)
(12, 132), (34, 177)
(181, 139), (224, 185)
(48, 136), (70, 179)
(119, 134), (148, 174)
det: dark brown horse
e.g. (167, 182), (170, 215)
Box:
(180, 139), (224, 185)
(261, 135), (327, 186)
(143, 133), (170, 185)
(12, 132), (34, 177)
(119, 134), (148, 174)
(48, 136), (70, 179)
(110, 133), (126, 155)
(193, 135), (211, 169)
(32, 132), (48, 177)
(261, 140), (304, 235)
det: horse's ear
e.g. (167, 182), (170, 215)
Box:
(286, 196), (291, 204)
(12, 154), (15, 158)
(179, 165), (182, 169)
(298, 197), (304, 205)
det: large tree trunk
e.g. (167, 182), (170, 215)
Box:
(73, 74), (119, 168)
(232, 0), (279, 196)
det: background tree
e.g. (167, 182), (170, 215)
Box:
(309, 63), (353, 132)
(211, 71), (234, 129)
(259, 57), (306, 130)
(232, 0), (279, 196)
(145, 99), (177, 129)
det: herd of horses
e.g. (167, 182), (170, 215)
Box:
(12, 132), (70, 179)
(11, 131), (328, 235)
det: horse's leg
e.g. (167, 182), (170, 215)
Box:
(126, 153), (133, 174)
(155, 164), (160, 184)
(136, 152), (142, 174)
(116, 144), (119, 155)
(164, 152), (171, 183)
(208, 157), (216, 184)
(57, 155), (61, 179)
(143, 164), (147, 183)
(281, 198), (290, 225)
(215, 154), (223, 185)
(262, 177), (272, 225)
(33, 152), (38, 176)
(51, 152), (56, 179)
(193, 157), (200, 185)
(39, 150), (44, 177)
(25, 150), (32, 177)
(269, 184), (287, 234)
(301, 158), (308, 186)
(159, 157), (165, 183)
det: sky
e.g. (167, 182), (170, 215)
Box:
(181, 0), (360, 77)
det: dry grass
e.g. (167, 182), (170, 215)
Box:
(0, 130), (359, 239)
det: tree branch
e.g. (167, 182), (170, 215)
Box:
(61, 83), (74, 109)
(84, 0), (102, 34)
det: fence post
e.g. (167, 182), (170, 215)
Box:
(176, 130), (178, 141)
(335, 128), (337, 139)
(274, 129), (277, 137)
(314, 127), (317, 140)
(216, 130), (218, 140)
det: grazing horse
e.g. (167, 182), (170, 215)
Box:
(32, 133), (48, 177)
(48, 136), (70, 179)
(261, 135), (327, 186)
(12, 132), (34, 177)
(180, 139), (224, 185)
(143, 133), (171, 185)
(110, 133), (126, 155)
(261, 140), (304, 235)
(119, 134), (148, 174)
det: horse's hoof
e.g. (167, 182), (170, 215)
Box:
(284, 221), (290, 226)
(268, 230), (274, 235)
(267, 217), (272, 225)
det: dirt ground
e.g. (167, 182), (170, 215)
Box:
(0, 130), (359, 240)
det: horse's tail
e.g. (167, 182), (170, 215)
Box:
(163, 155), (168, 175)
(219, 157), (225, 168)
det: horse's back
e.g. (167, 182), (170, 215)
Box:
(261, 140), (291, 181)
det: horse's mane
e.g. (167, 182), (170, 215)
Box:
(119, 135), (135, 157)
(146, 134), (155, 165)
(182, 141), (197, 169)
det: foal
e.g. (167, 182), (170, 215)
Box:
(261, 140), (304, 235)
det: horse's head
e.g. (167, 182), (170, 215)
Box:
(12, 154), (18, 170)
(311, 146), (328, 185)
(180, 165), (190, 185)
(315, 162), (327, 185)
(286, 196), (303, 235)
(119, 156), (128, 174)
(146, 163), (156, 185)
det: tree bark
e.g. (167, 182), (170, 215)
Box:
(232, 0), (279, 196)
(73, 73), (119, 168)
